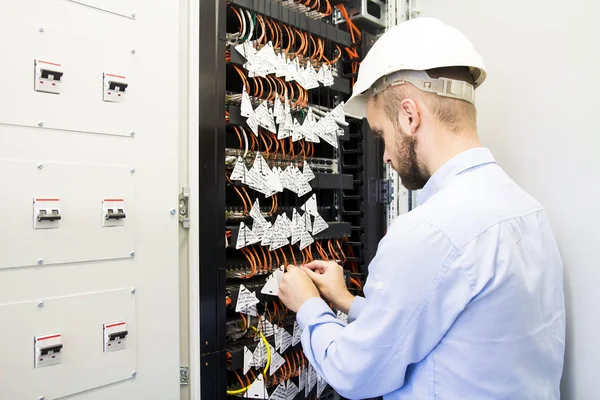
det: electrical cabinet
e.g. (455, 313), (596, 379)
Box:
(197, 1), (386, 399)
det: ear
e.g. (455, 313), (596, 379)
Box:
(397, 99), (420, 136)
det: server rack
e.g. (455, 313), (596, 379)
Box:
(198, 1), (386, 398)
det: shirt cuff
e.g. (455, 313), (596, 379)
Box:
(347, 296), (367, 323)
(296, 297), (333, 330)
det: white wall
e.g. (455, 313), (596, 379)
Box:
(417, 1), (600, 398)
(0, 0), (182, 398)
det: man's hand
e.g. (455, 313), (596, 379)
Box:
(278, 265), (320, 313)
(301, 260), (355, 314)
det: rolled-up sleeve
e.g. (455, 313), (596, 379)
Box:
(296, 217), (474, 399)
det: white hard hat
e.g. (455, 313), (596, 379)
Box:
(344, 17), (487, 118)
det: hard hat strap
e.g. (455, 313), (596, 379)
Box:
(371, 70), (476, 105)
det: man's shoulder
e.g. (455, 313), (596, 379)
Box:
(405, 168), (544, 249)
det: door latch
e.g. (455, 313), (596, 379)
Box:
(179, 187), (190, 229)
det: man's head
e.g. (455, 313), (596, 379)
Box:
(344, 18), (486, 190)
(366, 66), (478, 190)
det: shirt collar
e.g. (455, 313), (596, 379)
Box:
(417, 147), (496, 205)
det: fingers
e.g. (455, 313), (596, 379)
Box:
(303, 260), (331, 273)
(300, 266), (325, 285)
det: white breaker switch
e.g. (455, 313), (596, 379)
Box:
(103, 73), (128, 103)
(33, 197), (62, 229)
(103, 321), (128, 352)
(34, 59), (63, 94)
(34, 333), (63, 368)
(102, 198), (126, 227)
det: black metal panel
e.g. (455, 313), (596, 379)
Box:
(310, 172), (354, 190)
(361, 122), (385, 269)
(230, 0), (352, 46)
(201, 351), (227, 399)
(199, 0), (226, 364)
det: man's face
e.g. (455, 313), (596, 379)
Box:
(366, 98), (430, 190)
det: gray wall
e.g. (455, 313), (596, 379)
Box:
(416, 1), (600, 398)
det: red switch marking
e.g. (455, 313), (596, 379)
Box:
(38, 60), (62, 67)
(105, 322), (126, 329)
(37, 334), (61, 341)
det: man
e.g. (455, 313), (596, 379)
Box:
(278, 17), (566, 399)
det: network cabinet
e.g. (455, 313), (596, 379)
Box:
(197, 0), (386, 399)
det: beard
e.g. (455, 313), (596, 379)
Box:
(392, 129), (430, 191)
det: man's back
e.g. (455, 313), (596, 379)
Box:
(388, 147), (566, 399)
(294, 148), (565, 400)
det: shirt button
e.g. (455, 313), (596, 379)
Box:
(376, 281), (384, 290)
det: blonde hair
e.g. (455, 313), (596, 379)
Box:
(373, 67), (477, 133)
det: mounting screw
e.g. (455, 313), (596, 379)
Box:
(131, 13), (136, 18)
(130, 251), (135, 257)
(205, 362), (209, 367)
(130, 132), (136, 137)
(39, 28), (44, 33)
(131, 289), (136, 294)
(39, 397), (46, 400)
(131, 49), (136, 54)
(131, 371), (137, 378)
(37, 163), (44, 169)
(170, 208), (177, 215)
(38, 121), (44, 127)
(130, 168), (136, 173)
(179, 208), (186, 216)
(38, 302), (44, 308)
(37, 258), (44, 265)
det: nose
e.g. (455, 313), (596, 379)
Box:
(383, 148), (392, 165)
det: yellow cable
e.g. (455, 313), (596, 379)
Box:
(226, 325), (272, 395)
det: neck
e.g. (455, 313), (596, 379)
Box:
(425, 128), (481, 175)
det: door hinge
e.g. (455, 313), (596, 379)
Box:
(180, 366), (189, 385)
(179, 187), (190, 229)
(376, 179), (392, 204)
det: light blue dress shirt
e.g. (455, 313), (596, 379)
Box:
(297, 147), (566, 399)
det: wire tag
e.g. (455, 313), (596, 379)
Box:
(260, 225), (273, 246)
(301, 194), (319, 217)
(302, 161), (315, 182)
(236, 222), (260, 249)
(331, 101), (346, 124)
(312, 214), (329, 235)
(291, 118), (303, 142)
(274, 93), (285, 123)
(291, 209), (303, 245)
(299, 229), (314, 250)
(299, 366), (306, 391)
(322, 64), (334, 87)
(261, 273), (280, 296)
(243, 346), (254, 375)
(286, 381), (300, 399)
(292, 321), (302, 346)
(302, 211), (313, 233)
(305, 63), (319, 90)
(306, 363), (317, 396)
(235, 284), (260, 313)
(280, 328), (293, 353)
(241, 86), (254, 117)
(296, 64), (307, 89)
(275, 53), (288, 78)
(337, 310), (348, 323)
(317, 374), (327, 397)
(269, 347), (286, 376)
(244, 373), (268, 399)
(268, 382), (287, 399)
(246, 111), (260, 137)
(230, 157), (247, 181)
